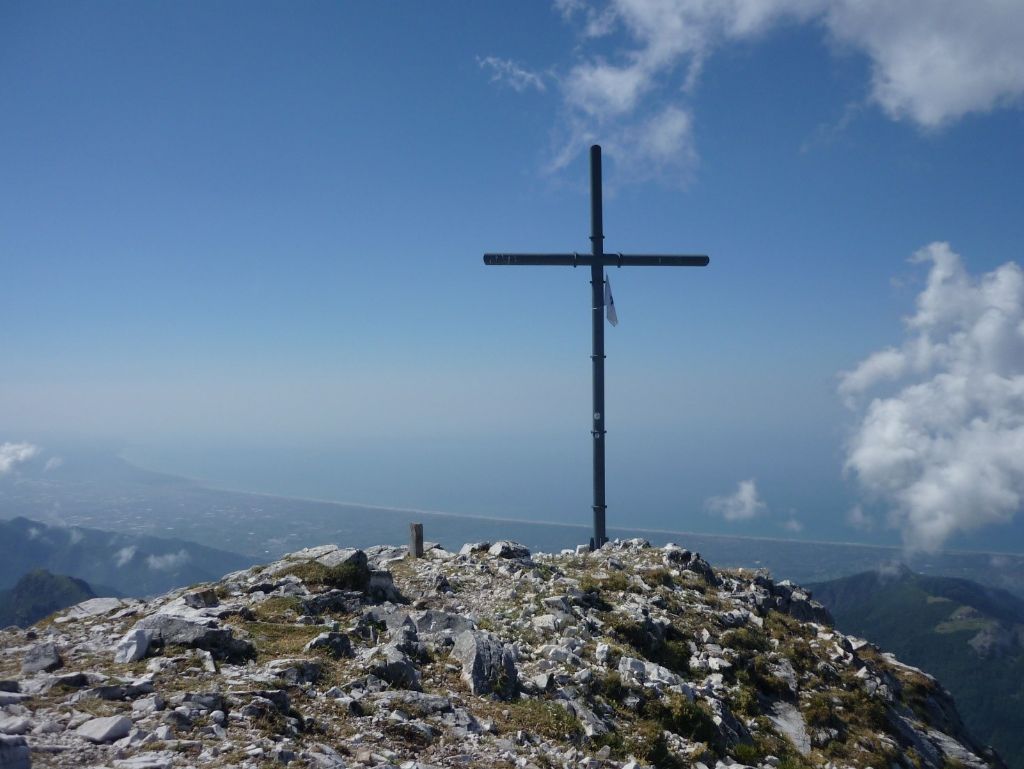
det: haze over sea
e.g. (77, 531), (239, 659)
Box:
(106, 447), (1024, 598)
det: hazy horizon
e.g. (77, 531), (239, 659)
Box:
(3, 3), (1024, 555)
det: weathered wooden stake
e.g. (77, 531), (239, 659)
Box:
(410, 522), (424, 558)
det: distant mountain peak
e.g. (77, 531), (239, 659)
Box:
(0, 568), (96, 627)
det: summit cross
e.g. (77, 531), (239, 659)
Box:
(483, 145), (710, 550)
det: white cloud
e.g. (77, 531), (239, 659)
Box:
(557, 104), (697, 183)
(846, 505), (875, 531)
(0, 442), (39, 475)
(489, 1), (1024, 180)
(549, 0), (819, 180)
(838, 348), (907, 407)
(825, 1), (1024, 128)
(44, 456), (63, 472)
(782, 517), (804, 533)
(478, 56), (546, 92)
(146, 549), (191, 571)
(990, 554), (1011, 569)
(114, 546), (137, 568)
(706, 478), (768, 521)
(840, 243), (1024, 552)
(875, 560), (908, 579)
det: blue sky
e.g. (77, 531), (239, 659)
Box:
(2, 2), (1024, 552)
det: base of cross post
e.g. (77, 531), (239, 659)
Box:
(591, 504), (608, 551)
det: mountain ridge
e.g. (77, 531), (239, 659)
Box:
(0, 517), (254, 598)
(0, 570), (98, 629)
(0, 538), (1003, 769)
(810, 567), (1024, 769)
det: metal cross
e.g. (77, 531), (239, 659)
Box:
(483, 145), (710, 550)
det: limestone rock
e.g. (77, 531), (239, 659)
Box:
(768, 701), (810, 756)
(182, 588), (219, 609)
(301, 589), (362, 615)
(487, 541), (530, 559)
(0, 537), (999, 769)
(114, 627), (153, 663)
(112, 753), (175, 769)
(0, 716), (30, 736)
(304, 631), (353, 658)
(76, 715), (132, 744)
(411, 609), (475, 637)
(451, 630), (517, 699)
(62, 596), (126, 619)
(267, 658), (323, 685)
(367, 569), (402, 602)
(135, 614), (254, 661)
(371, 647), (421, 690)
(316, 547), (367, 571)
(21, 642), (61, 674)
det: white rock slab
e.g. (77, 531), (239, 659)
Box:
(63, 597), (125, 619)
(77, 714), (132, 744)
(114, 627), (153, 663)
(768, 701), (810, 756)
(0, 715), (30, 735)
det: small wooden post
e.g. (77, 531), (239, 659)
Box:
(410, 522), (424, 558)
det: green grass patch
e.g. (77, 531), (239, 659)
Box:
(725, 627), (771, 654)
(593, 670), (626, 702)
(802, 692), (839, 728)
(503, 699), (584, 742)
(240, 621), (322, 659)
(250, 595), (303, 622)
(623, 720), (687, 769)
(580, 571), (632, 593)
(279, 560), (370, 592)
(641, 568), (674, 588)
(607, 615), (691, 676)
(643, 694), (720, 748)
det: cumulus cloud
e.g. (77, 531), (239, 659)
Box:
(114, 546), (137, 568)
(840, 243), (1024, 552)
(44, 456), (63, 472)
(782, 517), (804, 533)
(146, 549), (191, 571)
(706, 478), (768, 521)
(0, 442), (39, 475)
(846, 505), (875, 531)
(875, 561), (909, 579)
(486, 1), (1024, 180)
(825, 1), (1024, 128)
(478, 56), (546, 92)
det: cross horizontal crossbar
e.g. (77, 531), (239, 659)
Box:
(484, 253), (709, 267)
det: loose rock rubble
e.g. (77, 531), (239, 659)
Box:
(0, 538), (1005, 769)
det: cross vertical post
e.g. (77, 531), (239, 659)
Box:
(589, 146), (607, 549)
(483, 145), (709, 551)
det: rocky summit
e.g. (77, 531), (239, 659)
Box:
(0, 538), (1005, 769)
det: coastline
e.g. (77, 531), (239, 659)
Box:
(117, 449), (1024, 561)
